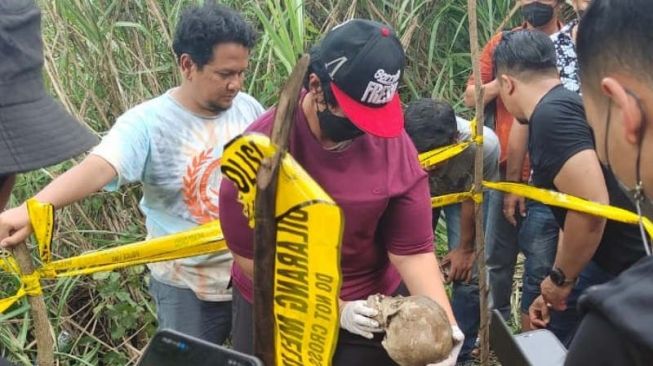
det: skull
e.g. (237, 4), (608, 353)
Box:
(366, 294), (453, 366)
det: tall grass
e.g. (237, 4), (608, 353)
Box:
(0, 0), (537, 364)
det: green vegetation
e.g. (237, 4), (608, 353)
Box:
(1, 0), (565, 364)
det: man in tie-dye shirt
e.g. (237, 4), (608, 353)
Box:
(0, 3), (264, 344)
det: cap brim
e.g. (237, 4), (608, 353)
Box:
(0, 94), (98, 175)
(331, 82), (403, 138)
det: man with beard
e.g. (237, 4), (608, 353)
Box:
(0, 2), (264, 345)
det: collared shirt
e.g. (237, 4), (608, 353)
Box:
(551, 19), (581, 94)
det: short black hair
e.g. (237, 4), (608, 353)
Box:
(172, 2), (257, 69)
(577, 0), (653, 95)
(493, 30), (558, 80)
(404, 98), (457, 153)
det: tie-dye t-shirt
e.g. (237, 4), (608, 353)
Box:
(92, 89), (264, 301)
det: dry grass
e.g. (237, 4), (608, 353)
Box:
(0, 0), (563, 364)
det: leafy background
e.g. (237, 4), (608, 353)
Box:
(1, 1), (573, 364)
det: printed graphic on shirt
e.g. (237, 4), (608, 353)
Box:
(183, 148), (222, 224)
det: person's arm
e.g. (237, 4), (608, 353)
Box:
(463, 33), (501, 108)
(503, 121), (529, 225)
(531, 149), (608, 328)
(382, 170), (457, 325)
(0, 155), (117, 247)
(463, 79), (500, 108)
(540, 149), (608, 309)
(389, 252), (456, 325)
(441, 200), (475, 283)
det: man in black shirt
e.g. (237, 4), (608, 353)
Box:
(492, 29), (646, 342)
(562, 0), (653, 364)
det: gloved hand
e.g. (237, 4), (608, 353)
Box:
(427, 325), (465, 366)
(339, 300), (383, 339)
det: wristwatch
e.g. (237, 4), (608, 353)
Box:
(548, 267), (577, 287)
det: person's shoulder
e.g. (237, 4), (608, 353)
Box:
(538, 86), (584, 117)
(228, 92), (265, 118)
(232, 92), (264, 109)
(244, 107), (276, 135)
(548, 86), (585, 114)
(482, 31), (506, 52)
(114, 92), (170, 125)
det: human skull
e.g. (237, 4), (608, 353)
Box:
(367, 294), (453, 366)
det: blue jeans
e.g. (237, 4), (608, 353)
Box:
(485, 190), (559, 318)
(149, 277), (232, 344)
(548, 261), (614, 343)
(441, 193), (489, 362)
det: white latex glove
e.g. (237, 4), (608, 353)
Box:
(339, 300), (383, 339)
(428, 325), (465, 366)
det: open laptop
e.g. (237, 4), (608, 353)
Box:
(137, 329), (263, 366)
(490, 310), (566, 366)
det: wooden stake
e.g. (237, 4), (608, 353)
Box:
(12, 243), (54, 366)
(252, 54), (310, 366)
(467, 0), (490, 365)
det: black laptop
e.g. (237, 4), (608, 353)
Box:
(490, 310), (566, 366)
(137, 329), (263, 366)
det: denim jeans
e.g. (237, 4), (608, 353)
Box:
(485, 190), (559, 318)
(149, 277), (232, 344)
(441, 193), (489, 362)
(548, 260), (614, 344)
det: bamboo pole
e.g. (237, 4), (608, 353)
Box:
(12, 243), (54, 366)
(466, 0), (489, 365)
(252, 54), (310, 366)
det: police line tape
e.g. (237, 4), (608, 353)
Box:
(0, 119), (481, 313)
(0, 134), (343, 366)
(0, 200), (227, 313)
(0, 125), (651, 366)
(422, 117), (653, 237)
(221, 134), (342, 365)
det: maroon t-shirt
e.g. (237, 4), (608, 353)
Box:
(219, 94), (434, 303)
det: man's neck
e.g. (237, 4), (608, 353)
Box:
(523, 79), (562, 121)
(170, 84), (220, 118)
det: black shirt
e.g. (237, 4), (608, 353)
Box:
(566, 256), (653, 365)
(528, 84), (646, 275)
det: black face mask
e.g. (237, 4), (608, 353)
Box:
(317, 108), (364, 143)
(521, 2), (554, 27)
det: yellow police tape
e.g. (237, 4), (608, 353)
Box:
(418, 141), (471, 170)
(26, 199), (54, 264)
(484, 181), (653, 237)
(221, 133), (342, 366)
(424, 118), (653, 239)
(431, 190), (483, 208)
(0, 217), (227, 313)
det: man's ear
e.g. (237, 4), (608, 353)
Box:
(179, 54), (195, 80)
(601, 77), (643, 146)
(500, 74), (515, 96)
(307, 73), (322, 95)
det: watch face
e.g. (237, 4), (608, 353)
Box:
(550, 268), (564, 286)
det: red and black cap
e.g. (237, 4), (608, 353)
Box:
(312, 19), (406, 138)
